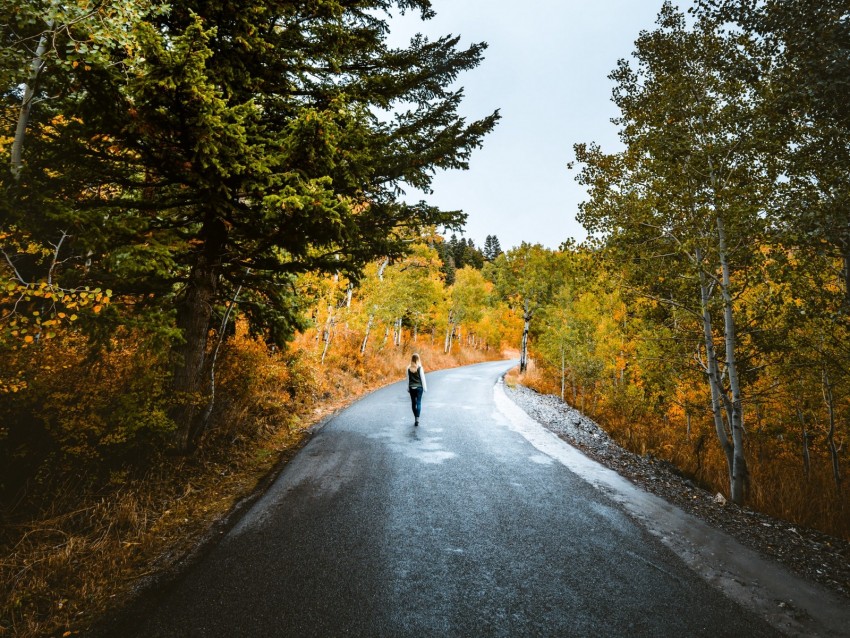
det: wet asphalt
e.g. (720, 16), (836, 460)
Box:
(109, 360), (780, 637)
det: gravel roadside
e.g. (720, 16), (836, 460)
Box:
(504, 383), (850, 602)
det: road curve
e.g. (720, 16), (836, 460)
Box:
(109, 360), (779, 637)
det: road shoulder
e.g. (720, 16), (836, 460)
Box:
(498, 379), (850, 638)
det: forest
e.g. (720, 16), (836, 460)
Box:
(2, 0), (849, 636)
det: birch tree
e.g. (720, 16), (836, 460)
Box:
(490, 243), (565, 373)
(444, 266), (487, 353)
(574, 3), (770, 504)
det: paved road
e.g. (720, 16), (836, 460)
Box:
(112, 360), (779, 637)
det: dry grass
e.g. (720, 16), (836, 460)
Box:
(0, 329), (499, 638)
(0, 427), (305, 638)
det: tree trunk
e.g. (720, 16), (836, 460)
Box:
(199, 278), (244, 433)
(320, 305), (333, 353)
(519, 309), (531, 373)
(823, 369), (842, 490)
(716, 216), (747, 505)
(360, 315), (373, 354)
(12, 24), (51, 179)
(797, 407), (810, 477)
(171, 220), (226, 452)
(172, 260), (218, 452)
(696, 247), (735, 487)
(321, 315), (334, 364)
(444, 311), (455, 353)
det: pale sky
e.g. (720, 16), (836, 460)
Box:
(388, 1), (693, 251)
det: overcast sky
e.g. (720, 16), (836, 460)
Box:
(387, 1), (693, 251)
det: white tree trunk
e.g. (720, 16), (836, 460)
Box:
(519, 316), (530, 373)
(716, 216), (747, 505)
(360, 316), (373, 354)
(12, 24), (51, 179)
(822, 369), (842, 489)
(321, 315), (334, 364)
(696, 247), (735, 486)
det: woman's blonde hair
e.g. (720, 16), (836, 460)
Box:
(410, 353), (421, 367)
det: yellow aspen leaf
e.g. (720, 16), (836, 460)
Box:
(70, 314), (78, 321)
(24, 335), (33, 343)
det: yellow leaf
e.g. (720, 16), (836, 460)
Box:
(24, 335), (33, 343)
(70, 314), (78, 321)
(93, 305), (102, 313)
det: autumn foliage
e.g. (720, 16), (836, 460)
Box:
(0, 234), (510, 637)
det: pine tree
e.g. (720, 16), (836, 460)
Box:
(483, 235), (503, 261)
(3, 1), (500, 451)
(465, 238), (485, 269)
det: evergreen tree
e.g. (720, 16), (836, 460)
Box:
(465, 238), (485, 269)
(2, 1), (499, 451)
(483, 234), (503, 261)
(447, 233), (463, 268)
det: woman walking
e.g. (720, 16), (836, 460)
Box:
(407, 353), (427, 426)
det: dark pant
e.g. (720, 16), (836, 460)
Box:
(408, 387), (424, 418)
